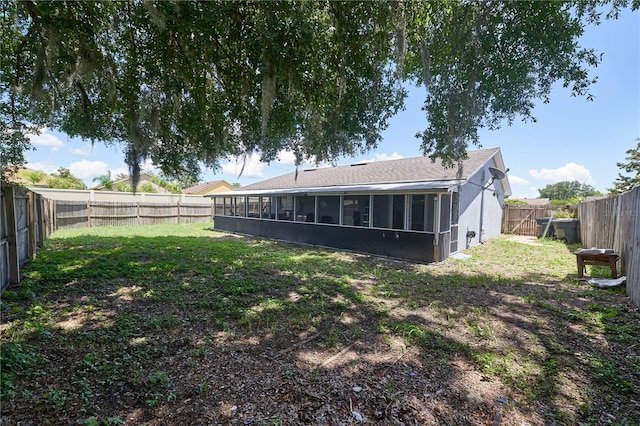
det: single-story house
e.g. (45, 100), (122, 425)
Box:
(209, 147), (511, 263)
(182, 180), (235, 195)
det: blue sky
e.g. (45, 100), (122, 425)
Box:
(25, 8), (639, 198)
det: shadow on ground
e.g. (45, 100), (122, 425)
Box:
(1, 230), (638, 425)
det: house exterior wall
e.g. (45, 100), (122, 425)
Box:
(198, 183), (235, 195)
(456, 158), (506, 249)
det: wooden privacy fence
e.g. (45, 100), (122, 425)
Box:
(51, 200), (214, 229)
(578, 186), (640, 308)
(1, 185), (47, 290)
(1, 185), (214, 291)
(502, 204), (577, 236)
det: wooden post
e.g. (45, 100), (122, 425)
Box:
(52, 199), (57, 231)
(28, 191), (36, 259)
(43, 198), (49, 236)
(47, 199), (54, 235)
(36, 193), (45, 247)
(87, 201), (92, 227)
(5, 186), (21, 284)
(177, 201), (181, 224)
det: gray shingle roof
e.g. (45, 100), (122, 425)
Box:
(240, 147), (501, 191)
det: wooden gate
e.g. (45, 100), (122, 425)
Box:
(502, 205), (548, 236)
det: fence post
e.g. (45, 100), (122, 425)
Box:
(52, 200), (58, 231)
(4, 186), (21, 284)
(87, 201), (92, 227)
(47, 199), (53, 235)
(28, 191), (36, 259)
(52, 199), (57, 231)
(177, 201), (181, 224)
(43, 198), (49, 236)
(36, 193), (45, 247)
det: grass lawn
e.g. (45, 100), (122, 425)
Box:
(1, 223), (638, 425)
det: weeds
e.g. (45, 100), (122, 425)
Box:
(43, 389), (67, 409)
(0, 342), (41, 400)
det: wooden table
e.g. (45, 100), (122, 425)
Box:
(574, 249), (620, 279)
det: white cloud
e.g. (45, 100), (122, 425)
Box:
(508, 175), (529, 186)
(277, 150), (301, 166)
(110, 167), (129, 179)
(69, 146), (95, 156)
(509, 187), (541, 199)
(140, 158), (160, 175)
(361, 152), (405, 163)
(69, 159), (109, 183)
(529, 162), (593, 184)
(277, 150), (296, 165)
(28, 128), (65, 152)
(222, 154), (265, 179)
(276, 150), (322, 168)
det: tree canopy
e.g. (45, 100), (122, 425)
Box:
(47, 167), (87, 190)
(2, 1), (638, 185)
(538, 180), (602, 201)
(609, 139), (640, 195)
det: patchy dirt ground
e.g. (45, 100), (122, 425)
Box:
(1, 229), (639, 425)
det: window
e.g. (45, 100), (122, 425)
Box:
(317, 196), (340, 224)
(451, 191), (460, 226)
(261, 197), (276, 219)
(372, 195), (391, 228)
(426, 195), (436, 232)
(295, 196), (316, 222)
(439, 193), (451, 232)
(342, 195), (369, 226)
(214, 197), (224, 217)
(224, 197), (234, 216)
(277, 196), (294, 220)
(410, 195), (425, 231)
(236, 196), (246, 217)
(247, 197), (260, 218)
(392, 195), (405, 230)
(450, 191), (460, 253)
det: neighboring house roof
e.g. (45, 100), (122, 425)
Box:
(5, 167), (49, 186)
(94, 173), (169, 193)
(519, 198), (550, 206)
(220, 147), (510, 196)
(182, 180), (234, 195)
